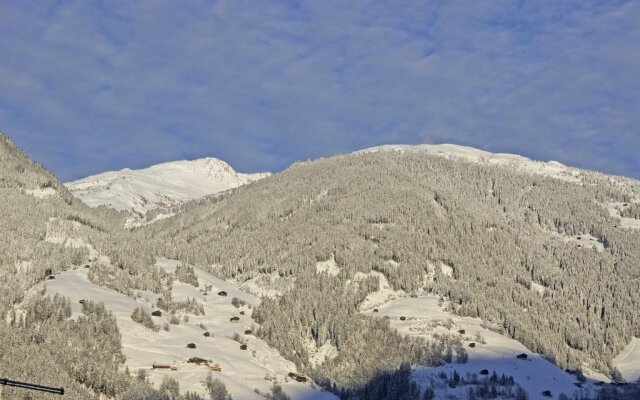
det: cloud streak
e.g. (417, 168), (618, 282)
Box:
(0, 0), (638, 180)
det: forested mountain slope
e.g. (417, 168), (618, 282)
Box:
(0, 132), (172, 399)
(4, 130), (640, 399)
(1, 132), (99, 308)
(139, 150), (640, 392)
(1, 131), (334, 399)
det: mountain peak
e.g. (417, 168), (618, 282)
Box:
(356, 143), (581, 183)
(358, 143), (532, 162)
(66, 157), (270, 214)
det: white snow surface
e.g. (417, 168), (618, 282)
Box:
(315, 254), (340, 276)
(366, 296), (607, 400)
(604, 201), (640, 230)
(304, 334), (339, 369)
(37, 258), (336, 400)
(66, 157), (270, 214)
(553, 232), (605, 253)
(530, 282), (546, 295)
(354, 271), (406, 312)
(440, 262), (454, 278)
(44, 217), (99, 259)
(25, 187), (58, 198)
(237, 273), (293, 299)
(357, 144), (584, 183)
(613, 338), (640, 382)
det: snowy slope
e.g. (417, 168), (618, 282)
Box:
(613, 338), (640, 382)
(368, 296), (605, 400)
(66, 158), (270, 214)
(357, 144), (584, 183)
(36, 258), (336, 400)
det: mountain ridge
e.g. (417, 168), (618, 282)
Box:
(140, 149), (640, 388)
(4, 131), (640, 399)
(66, 156), (270, 214)
(356, 143), (586, 183)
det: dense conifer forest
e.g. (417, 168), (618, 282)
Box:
(0, 133), (199, 399)
(3, 131), (640, 399)
(140, 152), (640, 391)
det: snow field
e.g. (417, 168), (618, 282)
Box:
(39, 258), (336, 400)
(66, 157), (269, 215)
(357, 144), (584, 184)
(365, 296), (607, 399)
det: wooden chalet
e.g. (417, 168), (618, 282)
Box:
(288, 372), (308, 383)
(187, 357), (209, 366)
(230, 316), (240, 323)
(218, 291), (228, 297)
(151, 310), (162, 317)
(153, 363), (177, 371)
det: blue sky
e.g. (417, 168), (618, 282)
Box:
(1, 0), (639, 181)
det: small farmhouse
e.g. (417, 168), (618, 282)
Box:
(187, 357), (209, 365)
(288, 372), (308, 382)
(152, 363), (177, 371)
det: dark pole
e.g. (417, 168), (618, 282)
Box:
(0, 377), (64, 395)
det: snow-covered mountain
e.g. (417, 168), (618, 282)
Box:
(5, 132), (640, 399)
(66, 157), (270, 214)
(357, 143), (584, 183)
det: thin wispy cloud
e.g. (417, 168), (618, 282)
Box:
(0, 0), (638, 180)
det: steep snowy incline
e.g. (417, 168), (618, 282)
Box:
(368, 296), (606, 400)
(357, 144), (584, 183)
(66, 157), (270, 214)
(36, 259), (336, 400)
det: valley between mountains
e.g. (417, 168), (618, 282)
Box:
(2, 132), (640, 400)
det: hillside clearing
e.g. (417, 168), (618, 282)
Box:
(367, 296), (608, 399)
(39, 259), (336, 400)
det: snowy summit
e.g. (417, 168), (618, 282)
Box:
(66, 157), (269, 214)
(357, 144), (583, 183)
